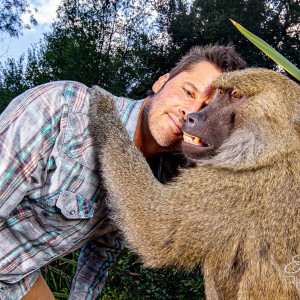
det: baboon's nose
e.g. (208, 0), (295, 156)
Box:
(186, 112), (206, 127)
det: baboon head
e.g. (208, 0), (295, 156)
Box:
(181, 68), (300, 168)
(182, 86), (247, 159)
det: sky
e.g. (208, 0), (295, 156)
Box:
(0, 0), (61, 64)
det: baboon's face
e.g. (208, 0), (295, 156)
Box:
(182, 88), (247, 160)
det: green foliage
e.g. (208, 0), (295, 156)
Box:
(231, 19), (300, 80)
(1, 0), (298, 112)
(39, 0), (166, 97)
(42, 251), (79, 299)
(100, 249), (205, 299)
(0, 0), (37, 37)
(0, 56), (30, 112)
(155, 0), (300, 71)
(43, 249), (205, 299)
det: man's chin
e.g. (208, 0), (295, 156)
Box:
(149, 121), (183, 150)
(157, 138), (182, 152)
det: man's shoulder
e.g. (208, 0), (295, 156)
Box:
(87, 85), (143, 107)
(26, 80), (88, 94)
(13, 80), (89, 108)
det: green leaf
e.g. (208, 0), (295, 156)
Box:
(230, 19), (300, 81)
(58, 257), (78, 267)
(52, 292), (69, 298)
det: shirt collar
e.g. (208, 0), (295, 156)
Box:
(114, 96), (146, 141)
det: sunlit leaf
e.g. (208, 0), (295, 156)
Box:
(230, 19), (300, 81)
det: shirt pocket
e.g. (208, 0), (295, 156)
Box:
(31, 190), (97, 233)
(61, 112), (97, 170)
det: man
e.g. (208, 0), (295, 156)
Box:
(0, 45), (246, 299)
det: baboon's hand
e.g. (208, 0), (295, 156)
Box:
(88, 85), (128, 147)
(88, 86), (117, 115)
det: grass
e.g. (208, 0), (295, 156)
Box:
(42, 248), (205, 299)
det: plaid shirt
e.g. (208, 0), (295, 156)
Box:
(0, 81), (144, 300)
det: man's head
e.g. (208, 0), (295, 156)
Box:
(140, 45), (247, 155)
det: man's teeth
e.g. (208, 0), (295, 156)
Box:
(183, 133), (206, 146)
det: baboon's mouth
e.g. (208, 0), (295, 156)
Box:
(183, 132), (210, 147)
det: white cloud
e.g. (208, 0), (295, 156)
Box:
(33, 0), (61, 24)
(22, 0), (61, 27)
(0, 0), (61, 63)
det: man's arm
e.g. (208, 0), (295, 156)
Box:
(0, 82), (125, 299)
(0, 83), (64, 225)
(69, 234), (124, 299)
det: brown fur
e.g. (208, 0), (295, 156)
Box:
(88, 68), (300, 299)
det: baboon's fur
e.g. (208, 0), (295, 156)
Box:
(88, 68), (300, 299)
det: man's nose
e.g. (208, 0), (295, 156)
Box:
(179, 102), (205, 120)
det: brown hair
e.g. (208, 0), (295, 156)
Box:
(147, 45), (247, 96)
(169, 44), (247, 80)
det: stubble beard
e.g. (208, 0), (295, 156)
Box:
(146, 96), (180, 149)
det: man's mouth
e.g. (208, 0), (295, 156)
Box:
(183, 132), (209, 147)
(168, 114), (182, 134)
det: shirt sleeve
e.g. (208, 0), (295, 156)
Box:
(0, 83), (64, 226)
(69, 233), (124, 300)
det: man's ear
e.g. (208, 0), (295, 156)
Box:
(152, 73), (170, 93)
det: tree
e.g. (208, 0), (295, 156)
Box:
(40, 0), (164, 97)
(154, 0), (300, 70)
(263, 0), (300, 70)
(151, 0), (199, 72)
(0, 0), (37, 37)
(0, 0), (167, 111)
(0, 55), (30, 112)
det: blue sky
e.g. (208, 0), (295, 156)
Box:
(0, 0), (61, 64)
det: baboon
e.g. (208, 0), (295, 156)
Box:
(88, 68), (300, 299)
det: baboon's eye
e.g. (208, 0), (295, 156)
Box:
(231, 90), (242, 100)
(219, 88), (226, 95)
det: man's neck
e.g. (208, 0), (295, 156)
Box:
(134, 97), (166, 158)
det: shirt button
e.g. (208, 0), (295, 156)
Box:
(70, 210), (75, 215)
(42, 211), (49, 217)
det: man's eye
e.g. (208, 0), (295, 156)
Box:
(219, 88), (226, 95)
(184, 89), (194, 98)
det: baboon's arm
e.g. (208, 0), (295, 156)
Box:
(88, 87), (234, 268)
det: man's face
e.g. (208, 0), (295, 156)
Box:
(147, 61), (222, 148)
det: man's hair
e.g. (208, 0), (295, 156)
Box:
(147, 45), (247, 96)
(168, 44), (247, 81)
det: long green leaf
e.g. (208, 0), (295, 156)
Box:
(230, 19), (300, 81)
